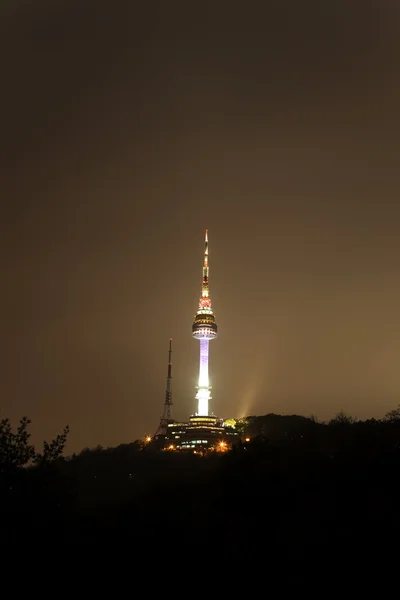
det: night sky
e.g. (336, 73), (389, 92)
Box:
(2, 1), (400, 452)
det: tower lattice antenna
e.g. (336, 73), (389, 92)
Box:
(154, 338), (174, 437)
(164, 338), (173, 420)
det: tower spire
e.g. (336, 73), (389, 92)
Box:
(154, 338), (174, 437)
(202, 229), (209, 298)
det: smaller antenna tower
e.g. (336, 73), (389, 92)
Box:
(154, 338), (174, 437)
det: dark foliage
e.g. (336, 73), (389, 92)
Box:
(1, 410), (399, 568)
(0, 417), (69, 472)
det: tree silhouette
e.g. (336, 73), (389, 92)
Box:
(0, 416), (69, 474)
(0, 417), (36, 472)
(38, 426), (70, 465)
(329, 410), (356, 425)
(383, 406), (400, 423)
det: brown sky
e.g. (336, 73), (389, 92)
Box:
(1, 1), (400, 452)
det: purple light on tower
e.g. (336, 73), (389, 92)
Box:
(199, 338), (209, 383)
(192, 230), (218, 416)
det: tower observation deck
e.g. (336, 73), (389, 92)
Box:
(192, 230), (217, 416)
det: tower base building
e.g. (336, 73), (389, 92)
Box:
(165, 416), (238, 451)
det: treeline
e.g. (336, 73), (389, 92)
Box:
(236, 408), (400, 452)
(1, 410), (399, 563)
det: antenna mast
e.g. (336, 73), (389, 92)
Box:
(154, 338), (174, 437)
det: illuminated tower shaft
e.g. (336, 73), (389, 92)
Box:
(192, 230), (217, 416)
(197, 338), (210, 416)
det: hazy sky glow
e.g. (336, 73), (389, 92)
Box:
(2, 1), (400, 451)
